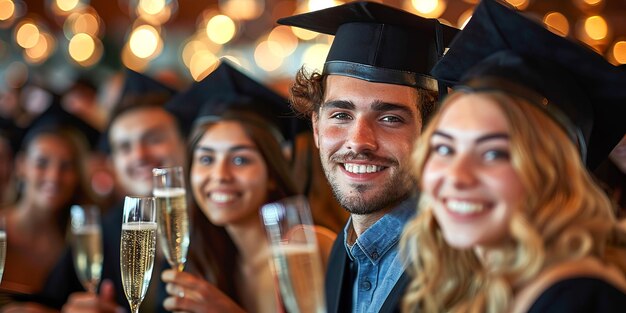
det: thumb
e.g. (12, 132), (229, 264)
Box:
(99, 279), (116, 303)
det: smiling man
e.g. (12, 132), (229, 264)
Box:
(279, 2), (457, 312)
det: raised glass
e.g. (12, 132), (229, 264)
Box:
(261, 196), (326, 313)
(120, 196), (157, 313)
(70, 205), (103, 293)
(152, 166), (189, 272)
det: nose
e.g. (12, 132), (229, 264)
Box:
(346, 117), (378, 153)
(44, 164), (62, 183)
(130, 142), (149, 162)
(447, 154), (478, 189)
(212, 158), (233, 183)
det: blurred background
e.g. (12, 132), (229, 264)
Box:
(0, 0), (625, 95)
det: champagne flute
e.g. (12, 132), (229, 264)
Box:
(70, 205), (103, 293)
(0, 216), (6, 283)
(120, 196), (157, 313)
(261, 196), (326, 313)
(152, 166), (189, 272)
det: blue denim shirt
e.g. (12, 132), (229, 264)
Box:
(344, 194), (418, 313)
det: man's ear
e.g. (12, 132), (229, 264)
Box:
(311, 112), (320, 149)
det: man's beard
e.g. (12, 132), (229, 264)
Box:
(323, 152), (416, 215)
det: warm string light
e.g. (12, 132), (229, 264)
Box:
(405, 0), (446, 18)
(1, 1), (624, 79)
(543, 12), (569, 37)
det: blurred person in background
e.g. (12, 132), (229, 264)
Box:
(0, 101), (97, 305)
(7, 70), (181, 313)
(0, 118), (22, 207)
(401, 1), (626, 312)
(160, 61), (335, 313)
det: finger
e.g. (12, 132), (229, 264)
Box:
(99, 279), (116, 303)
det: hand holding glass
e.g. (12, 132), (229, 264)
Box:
(120, 196), (157, 313)
(153, 166), (190, 272)
(261, 196), (326, 313)
(70, 205), (103, 293)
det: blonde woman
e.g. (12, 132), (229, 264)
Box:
(400, 0), (626, 312)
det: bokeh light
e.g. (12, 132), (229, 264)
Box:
(407, 0), (446, 18)
(56, 0), (80, 12)
(505, 0), (529, 10)
(0, 0), (15, 21)
(15, 21), (40, 49)
(206, 14), (236, 44)
(301, 43), (330, 72)
(612, 41), (626, 64)
(68, 33), (94, 62)
(291, 26), (318, 41)
(189, 50), (218, 81)
(129, 24), (161, 59)
(24, 32), (55, 64)
(67, 11), (101, 37)
(220, 0), (264, 21)
(543, 12), (569, 37)
(254, 41), (283, 72)
(584, 15), (608, 40)
(268, 25), (298, 57)
(138, 0), (166, 15)
(307, 0), (344, 12)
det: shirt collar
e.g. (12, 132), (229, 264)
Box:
(343, 193), (418, 264)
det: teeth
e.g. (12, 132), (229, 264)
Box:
(211, 192), (236, 203)
(447, 200), (484, 214)
(344, 163), (383, 174)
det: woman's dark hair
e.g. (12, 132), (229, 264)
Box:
(185, 108), (298, 302)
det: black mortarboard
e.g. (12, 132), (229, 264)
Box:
(22, 96), (101, 151)
(431, 0), (626, 170)
(119, 69), (177, 102)
(164, 60), (305, 144)
(98, 69), (177, 153)
(278, 1), (458, 92)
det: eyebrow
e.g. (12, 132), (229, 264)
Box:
(322, 100), (414, 116)
(432, 131), (510, 143)
(195, 144), (258, 153)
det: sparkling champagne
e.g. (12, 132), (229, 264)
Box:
(272, 244), (326, 313)
(154, 187), (189, 271)
(72, 225), (103, 292)
(0, 231), (6, 283)
(120, 222), (157, 306)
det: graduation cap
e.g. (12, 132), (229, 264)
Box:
(431, 0), (626, 170)
(278, 1), (458, 92)
(164, 60), (304, 144)
(98, 69), (177, 153)
(22, 96), (101, 152)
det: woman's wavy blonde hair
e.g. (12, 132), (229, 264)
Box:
(400, 90), (626, 313)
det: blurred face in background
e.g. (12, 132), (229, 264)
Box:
(191, 121), (270, 227)
(421, 94), (524, 249)
(609, 134), (626, 173)
(18, 133), (79, 212)
(110, 107), (185, 196)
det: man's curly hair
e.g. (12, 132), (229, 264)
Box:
(289, 66), (438, 123)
